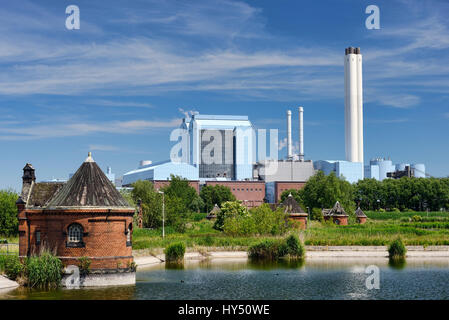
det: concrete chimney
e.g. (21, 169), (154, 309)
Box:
(344, 47), (364, 163)
(298, 106), (304, 161)
(287, 110), (292, 160)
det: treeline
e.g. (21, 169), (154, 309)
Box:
(355, 177), (449, 211)
(0, 189), (19, 236)
(280, 171), (449, 215)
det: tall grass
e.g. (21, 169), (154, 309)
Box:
(164, 242), (186, 263)
(248, 235), (305, 261)
(26, 250), (64, 288)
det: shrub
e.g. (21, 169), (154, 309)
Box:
(26, 251), (64, 288)
(388, 238), (407, 259)
(78, 256), (91, 276)
(311, 208), (324, 222)
(4, 255), (23, 281)
(192, 212), (207, 221)
(285, 234), (305, 259)
(127, 261), (137, 272)
(248, 239), (287, 260)
(164, 242), (186, 263)
(411, 215), (422, 222)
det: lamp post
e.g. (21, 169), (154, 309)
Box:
(158, 191), (165, 239)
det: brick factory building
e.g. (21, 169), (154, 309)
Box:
(204, 181), (266, 208)
(266, 181), (307, 203)
(16, 153), (136, 286)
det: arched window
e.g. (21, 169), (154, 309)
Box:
(68, 224), (83, 243)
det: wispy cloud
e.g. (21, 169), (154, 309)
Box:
(88, 144), (120, 152)
(0, 118), (181, 140)
(85, 99), (154, 108)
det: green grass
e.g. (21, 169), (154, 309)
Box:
(365, 211), (449, 220)
(131, 211), (449, 250)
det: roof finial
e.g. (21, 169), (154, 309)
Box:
(85, 152), (94, 163)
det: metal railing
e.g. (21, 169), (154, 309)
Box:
(0, 242), (19, 255)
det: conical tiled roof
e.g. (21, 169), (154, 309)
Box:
(355, 207), (367, 218)
(327, 201), (348, 216)
(280, 193), (306, 215)
(46, 153), (131, 208)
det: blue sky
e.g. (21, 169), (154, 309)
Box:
(1, 0), (448, 191)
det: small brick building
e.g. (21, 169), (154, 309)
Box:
(355, 207), (367, 224)
(279, 193), (308, 229)
(16, 153), (135, 275)
(323, 201), (349, 225)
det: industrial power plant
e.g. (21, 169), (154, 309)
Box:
(120, 47), (427, 206)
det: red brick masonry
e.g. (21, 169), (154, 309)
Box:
(17, 204), (134, 270)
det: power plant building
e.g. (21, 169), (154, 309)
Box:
(364, 158), (426, 181)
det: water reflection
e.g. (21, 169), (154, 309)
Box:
(2, 258), (449, 300)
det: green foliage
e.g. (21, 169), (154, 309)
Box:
(214, 201), (248, 231)
(162, 175), (199, 214)
(164, 242), (186, 263)
(411, 215), (422, 222)
(200, 185), (236, 212)
(119, 189), (135, 207)
(302, 171), (355, 214)
(131, 180), (163, 228)
(26, 251), (64, 288)
(191, 212), (208, 221)
(280, 189), (302, 205)
(3, 255), (23, 280)
(355, 177), (449, 212)
(285, 234), (305, 259)
(0, 189), (19, 237)
(78, 256), (91, 276)
(248, 239), (287, 260)
(248, 235), (305, 261)
(311, 208), (324, 221)
(388, 238), (407, 259)
(221, 204), (289, 236)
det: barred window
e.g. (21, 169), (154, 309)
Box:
(35, 231), (41, 245)
(68, 224), (83, 243)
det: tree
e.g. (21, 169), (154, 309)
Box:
(200, 185), (236, 212)
(213, 201), (247, 231)
(161, 175), (198, 214)
(301, 171), (355, 213)
(0, 189), (19, 236)
(131, 180), (162, 228)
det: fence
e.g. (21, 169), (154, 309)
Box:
(0, 242), (19, 256)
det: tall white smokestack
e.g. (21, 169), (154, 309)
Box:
(344, 47), (363, 163)
(298, 106), (304, 161)
(287, 110), (292, 160)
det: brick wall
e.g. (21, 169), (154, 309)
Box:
(275, 181), (306, 203)
(205, 181), (266, 208)
(18, 207), (134, 270)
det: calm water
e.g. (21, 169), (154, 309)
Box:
(2, 258), (449, 300)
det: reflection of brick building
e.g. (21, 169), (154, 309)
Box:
(16, 153), (135, 275)
(153, 180), (200, 193)
(204, 181), (265, 208)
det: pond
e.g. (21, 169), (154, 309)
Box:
(2, 258), (449, 300)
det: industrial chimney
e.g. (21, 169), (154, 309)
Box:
(344, 47), (364, 163)
(298, 106), (304, 161)
(287, 110), (292, 160)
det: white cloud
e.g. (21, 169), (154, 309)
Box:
(0, 118), (181, 140)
